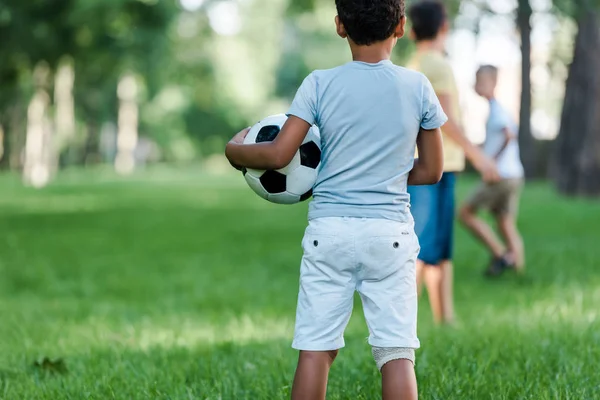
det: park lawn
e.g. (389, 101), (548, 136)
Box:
(0, 167), (599, 400)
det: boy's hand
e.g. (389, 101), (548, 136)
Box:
(473, 154), (500, 183)
(226, 127), (251, 171)
(229, 127), (251, 145)
(225, 116), (311, 171)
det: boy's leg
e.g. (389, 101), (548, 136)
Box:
(459, 203), (505, 259)
(381, 359), (418, 400)
(438, 173), (456, 324)
(423, 265), (443, 323)
(495, 180), (525, 270)
(292, 218), (356, 399)
(497, 215), (525, 270)
(292, 350), (338, 400)
(356, 219), (420, 400)
(408, 181), (443, 323)
(439, 260), (454, 323)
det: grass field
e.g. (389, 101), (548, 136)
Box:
(1, 167), (599, 399)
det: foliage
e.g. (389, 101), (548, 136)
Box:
(553, 0), (600, 16)
(1, 0), (599, 169)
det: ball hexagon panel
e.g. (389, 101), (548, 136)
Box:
(286, 166), (318, 196)
(277, 152), (301, 175)
(244, 124), (262, 145)
(260, 170), (287, 194)
(268, 192), (301, 205)
(246, 168), (265, 179)
(244, 173), (269, 200)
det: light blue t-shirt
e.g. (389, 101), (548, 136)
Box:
(288, 60), (448, 222)
(484, 99), (524, 179)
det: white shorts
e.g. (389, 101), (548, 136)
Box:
(292, 217), (421, 351)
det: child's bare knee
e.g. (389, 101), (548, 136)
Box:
(496, 213), (515, 228)
(459, 205), (474, 222)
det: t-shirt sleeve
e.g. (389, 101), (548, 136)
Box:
(421, 76), (448, 130)
(287, 73), (317, 125)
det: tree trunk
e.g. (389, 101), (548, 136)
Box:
(83, 122), (102, 165)
(553, 11), (600, 197)
(517, 0), (536, 179)
(115, 74), (139, 175)
(1, 105), (27, 171)
(0, 106), (22, 170)
(23, 90), (53, 187)
(23, 62), (55, 188)
(0, 123), (6, 169)
(54, 60), (76, 159)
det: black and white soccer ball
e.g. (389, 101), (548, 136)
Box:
(243, 114), (321, 204)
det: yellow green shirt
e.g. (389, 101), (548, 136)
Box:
(407, 50), (465, 172)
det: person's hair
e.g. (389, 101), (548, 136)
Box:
(477, 65), (499, 81)
(335, 0), (405, 46)
(408, 0), (447, 42)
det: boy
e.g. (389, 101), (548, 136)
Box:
(406, 0), (499, 324)
(459, 65), (525, 276)
(226, 1), (446, 398)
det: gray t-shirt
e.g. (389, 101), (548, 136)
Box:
(288, 60), (447, 222)
(483, 99), (524, 179)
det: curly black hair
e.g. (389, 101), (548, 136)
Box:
(335, 0), (406, 46)
(408, 0), (447, 42)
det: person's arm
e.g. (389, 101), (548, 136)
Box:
(493, 126), (516, 160)
(225, 116), (311, 170)
(437, 94), (499, 183)
(408, 127), (444, 185)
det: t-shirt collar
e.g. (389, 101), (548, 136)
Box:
(349, 59), (393, 68)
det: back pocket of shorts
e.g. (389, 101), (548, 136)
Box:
(361, 233), (415, 268)
(302, 234), (340, 260)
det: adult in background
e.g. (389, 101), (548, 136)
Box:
(406, 0), (499, 324)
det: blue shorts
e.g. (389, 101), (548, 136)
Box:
(407, 172), (456, 265)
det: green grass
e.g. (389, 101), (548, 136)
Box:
(1, 166), (599, 399)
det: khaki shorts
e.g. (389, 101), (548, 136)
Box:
(465, 179), (523, 216)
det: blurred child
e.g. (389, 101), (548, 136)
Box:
(226, 1), (446, 398)
(459, 65), (525, 276)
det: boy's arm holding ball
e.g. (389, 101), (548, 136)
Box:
(408, 127), (444, 185)
(225, 116), (311, 171)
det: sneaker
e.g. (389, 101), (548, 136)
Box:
(484, 256), (511, 278)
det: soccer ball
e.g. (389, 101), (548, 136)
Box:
(243, 114), (321, 204)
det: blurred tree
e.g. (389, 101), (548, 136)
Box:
(0, 0), (178, 171)
(67, 0), (178, 164)
(517, 0), (536, 179)
(286, 0), (316, 16)
(0, 0), (75, 170)
(553, 5), (600, 196)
